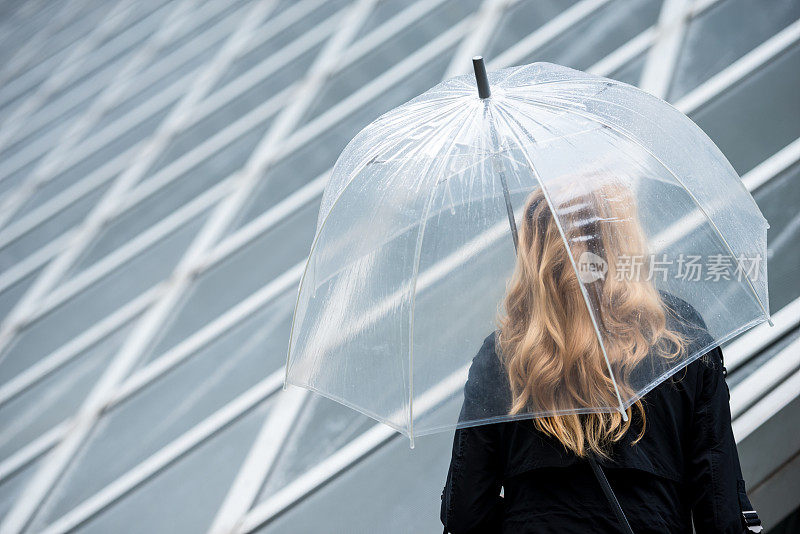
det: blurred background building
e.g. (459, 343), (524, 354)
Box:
(0, 0), (797, 532)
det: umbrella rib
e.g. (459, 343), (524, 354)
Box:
(517, 95), (773, 327)
(284, 109), (429, 387)
(288, 99), (471, 440)
(407, 190), (437, 449)
(285, 133), (416, 385)
(307, 155), (498, 291)
(318, 99), (463, 209)
(510, 84), (765, 215)
(405, 104), (478, 446)
(491, 102), (629, 419)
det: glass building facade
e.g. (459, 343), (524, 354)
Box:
(0, 0), (798, 532)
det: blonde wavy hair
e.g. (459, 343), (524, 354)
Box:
(496, 181), (685, 458)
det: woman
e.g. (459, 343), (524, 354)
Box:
(440, 184), (761, 533)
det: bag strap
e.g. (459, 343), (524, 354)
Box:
(741, 510), (763, 533)
(588, 457), (635, 534)
(738, 482), (763, 533)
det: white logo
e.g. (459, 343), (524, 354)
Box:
(577, 251), (607, 283)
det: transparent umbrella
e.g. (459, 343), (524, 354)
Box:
(283, 58), (771, 448)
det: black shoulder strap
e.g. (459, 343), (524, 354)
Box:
(738, 480), (763, 532)
(588, 457), (635, 534)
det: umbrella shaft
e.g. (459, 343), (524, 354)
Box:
(589, 457), (635, 534)
(485, 107), (519, 253)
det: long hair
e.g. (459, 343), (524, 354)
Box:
(496, 179), (685, 458)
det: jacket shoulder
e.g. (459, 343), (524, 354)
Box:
(658, 291), (723, 380)
(461, 330), (510, 420)
(467, 331), (504, 386)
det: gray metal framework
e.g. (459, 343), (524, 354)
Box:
(0, 0), (798, 532)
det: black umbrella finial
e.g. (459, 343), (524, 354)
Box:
(472, 56), (491, 99)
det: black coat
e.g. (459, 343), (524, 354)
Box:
(441, 315), (757, 533)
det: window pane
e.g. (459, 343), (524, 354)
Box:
(299, 0), (480, 125)
(259, 414), (457, 533)
(10, 8), (167, 154)
(146, 36), (320, 178)
(29, 293), (291, 526)
(10, 103), (174, 219)
(486, 0), (580, 59)
(41, 397), (274, 534)
(0, 2), (110, 93)
(0, 453), (41, 520)
(232, 47), (457, 231)
(754, 161), (800, 312)
(0, 155), (38, 206)
(0, 111), (76, 171)
(353, 0), (414, 42)
(609, 51), (647, 86)
(211, 0), (351, 91)
(41, 4), (166, 108)
(516, 0), (661, 71)
(0, 318), (137, 462)
(0, 211), (207, 383)
(670, 0), (800, 100)
(257, 394), (373, 502)
(156, 0), (254, 59)
(7, 151), (128, 225)
(141, 205), (313, 362)
(690, 41), (800, 174)
(0, 181), (110, 272)
(93, 0), (255, 132)
(0, 265), (43, 326)
(729, 324), (800, 386)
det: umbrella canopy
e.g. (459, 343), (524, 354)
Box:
(284, 60), (770, 447)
